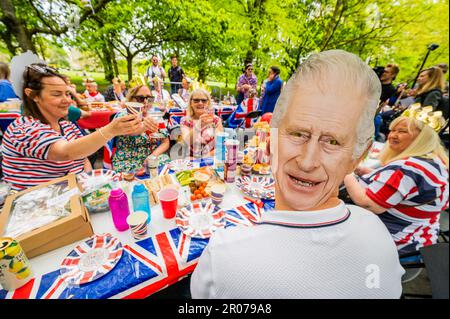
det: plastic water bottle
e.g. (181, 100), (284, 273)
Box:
(132, 183), (151, 224)
(108, 188), (130, 231)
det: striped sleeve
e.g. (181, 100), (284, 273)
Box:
(8, 123), (63, 160)
(365, 164), (416, 209)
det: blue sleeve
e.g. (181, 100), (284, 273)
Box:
(68, 105), (82, 122)
(0, 81), (18, 102)
(264, 78), (283, 94)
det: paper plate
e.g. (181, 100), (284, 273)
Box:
(236, 175), (275, 200)
(77, 169), (121, 190)
(60, 233), (123, 286)
(175, 201), (226, 239)
(167, 159), (194, 172)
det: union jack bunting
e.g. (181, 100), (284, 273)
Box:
(167, 109), (187, 127)
(102, 138), (115, 170)
(0, 202), (273, 299)
(215, 107), (235, 122)
(0, 111), (20, 132)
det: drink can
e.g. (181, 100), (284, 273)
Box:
(0, 238), (33, 291)
(224, 162), (237, 183)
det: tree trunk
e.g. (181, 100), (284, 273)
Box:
(100, 41), (114, 81)
(0, 0), (36, 53)
(0, 30), (17, 56)
(198, 68), (207, 82)
(108, 38), (119, 77)
(127, 55), (133, 81)
(243, 0), (267, 65)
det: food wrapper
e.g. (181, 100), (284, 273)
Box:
(4, 181), (74, 238)
(81, 183), (113, 214)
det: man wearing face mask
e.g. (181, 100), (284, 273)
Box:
(190, 50), (404, 299)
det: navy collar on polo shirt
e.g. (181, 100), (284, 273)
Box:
(259, 201), (351, 229)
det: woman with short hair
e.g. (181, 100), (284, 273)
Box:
(0, 62), (19, 102)
(344, 115), (449, 254)
(261, 66), (283, 115)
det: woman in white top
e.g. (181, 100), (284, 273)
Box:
(178, 78), (191, 102)
(152, 76), (171, 111)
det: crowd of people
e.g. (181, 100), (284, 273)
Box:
(0, 50), (448, 299)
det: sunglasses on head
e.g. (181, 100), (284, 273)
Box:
(27, 64), (58, 75)
(192, 98), (208, 103)
(133, 95), (155, 103)
(26, 64), (59, 89)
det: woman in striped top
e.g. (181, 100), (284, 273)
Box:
(344, 116), (449, 254)
(1, 63), (145, 190)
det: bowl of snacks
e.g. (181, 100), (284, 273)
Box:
(193, 171), (210, 187)
(81, 184), (113, 214)
(189, 181), (210, 202)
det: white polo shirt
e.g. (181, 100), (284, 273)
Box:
(190, 201), (405, 299)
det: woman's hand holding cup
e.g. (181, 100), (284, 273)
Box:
(143, 116), (159, 134)
(106, 114), (143, 137)
(199, 113), (214, 128)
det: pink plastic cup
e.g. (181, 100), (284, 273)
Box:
(158, 188), (179, 219)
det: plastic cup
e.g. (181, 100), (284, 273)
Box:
(158, 188), (179, 219)
(127, 211), (148, 240)
(211, 184), (226, 205)
(122, 170), (135, 182)
(241, 163), (252, 176)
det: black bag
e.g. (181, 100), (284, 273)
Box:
(437, 94), (449, 119)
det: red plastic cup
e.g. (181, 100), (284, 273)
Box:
(158, 188), (179, 219)
(158, 121), (166, 129)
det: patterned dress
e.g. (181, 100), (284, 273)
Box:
(237, 73), (258, 99)
(111, 111), (170, 172)
(180, 115), (221, 158)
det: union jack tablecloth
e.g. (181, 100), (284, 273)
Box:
(0, 201), (274, 299)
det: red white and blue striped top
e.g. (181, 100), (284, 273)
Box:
(1, 116), (85, 191)
(359, 156), (449, 254)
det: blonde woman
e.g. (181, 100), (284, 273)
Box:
(414, 67), (445, 111)
(344, 116), (449, 254)
(180, 88), (223, 158)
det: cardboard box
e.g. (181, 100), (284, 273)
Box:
(0, 174), (94, 258)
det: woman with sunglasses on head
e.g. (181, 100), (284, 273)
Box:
(1, 63), (143, 191)
(180, 88), (223, 158)
(236, 63), (258, 105)
(111, 84), (170, 173)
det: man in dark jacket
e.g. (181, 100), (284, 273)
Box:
(168, 55), (186, 95)
(261, 66), (283, 114)
(379, 63), (400, 104)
